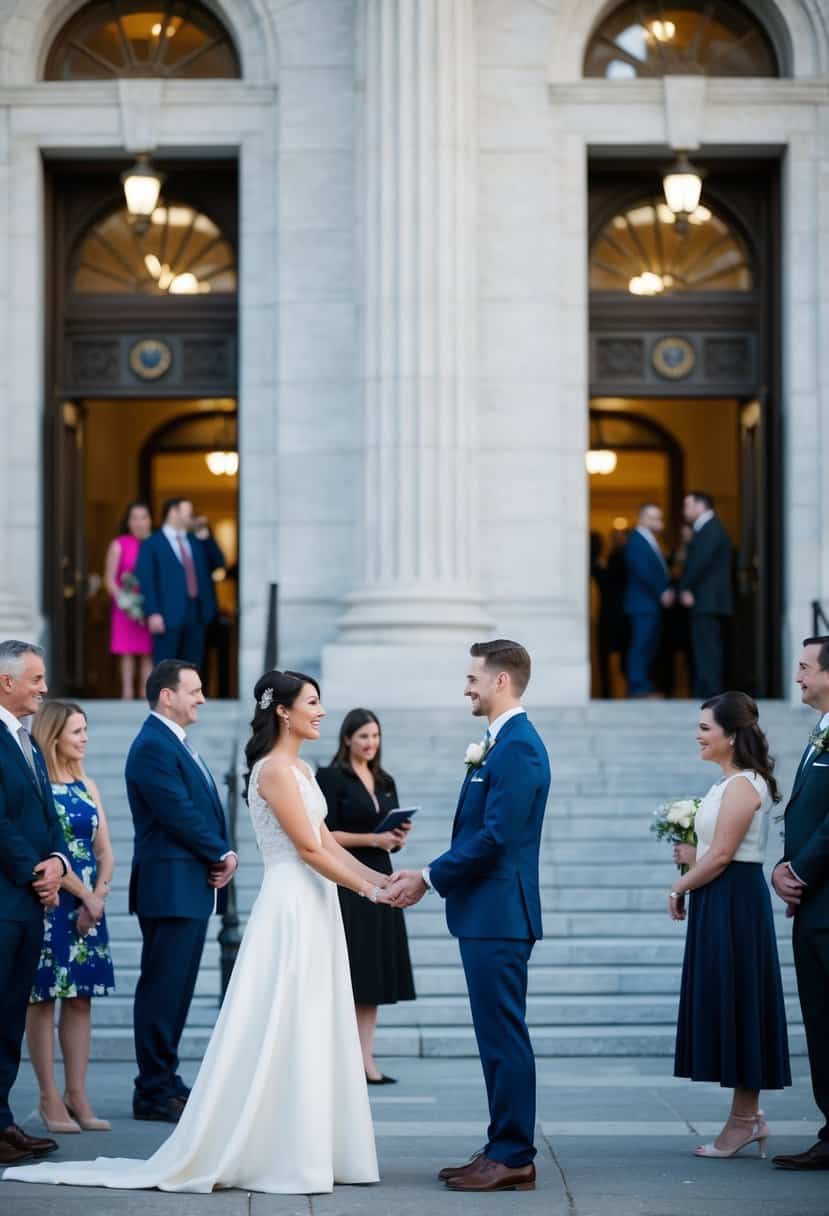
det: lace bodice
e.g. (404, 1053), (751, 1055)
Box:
(248, 759), (328, 865)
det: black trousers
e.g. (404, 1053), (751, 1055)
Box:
(793, 920), (829, 1141)
(0, 913), (44, 1128)
(690, 613), (724, 699)
(133, 915), (209, 1105)
(151, 598), (206, 668)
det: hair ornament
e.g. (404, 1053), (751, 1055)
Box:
(259, 687), (274, 710)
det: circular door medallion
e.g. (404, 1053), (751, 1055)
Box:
(129, 338), (173, 381)
(652, 336), (695, 381)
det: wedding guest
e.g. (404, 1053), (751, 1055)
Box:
(679, 492), (734, 697)
(105, 501), (153, 701)
(28, 701), (115, 1133)
(670, 691), (790, 1158)
(623, 504), (674, 698)
(0, 640), (66, 1166)
(771, 637), (829, 1171)
(317, 709), (416, 1084)
(135, 499), (225, 668)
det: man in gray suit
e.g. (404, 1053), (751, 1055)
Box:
(678, 491), (733, 698)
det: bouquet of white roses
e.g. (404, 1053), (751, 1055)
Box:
(651, 797), (700, 874)
(115, 571), (145, 623)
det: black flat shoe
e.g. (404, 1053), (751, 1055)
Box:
(365, 1074), (397, 1085)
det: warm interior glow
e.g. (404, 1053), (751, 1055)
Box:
(205, 451), (239, 476)
(585, 449), (618, 476)
(628, 271), (664, 296)
(663, 154), (704, 220)
(646, 19), (675, 42)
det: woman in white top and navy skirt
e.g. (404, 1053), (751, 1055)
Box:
(670, 691), (790, 1158)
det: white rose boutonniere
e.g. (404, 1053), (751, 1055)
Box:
(464, 738), (492, 771)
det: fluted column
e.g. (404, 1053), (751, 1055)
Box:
(335, 0), (489, 648)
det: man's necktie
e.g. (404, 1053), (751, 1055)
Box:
(177, 534), (199, 599)
(184, 738), (215, 792)
(17, 726), (37, 777)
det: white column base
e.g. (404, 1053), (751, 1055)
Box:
(333, 583), (494, 645)
(321, 640), (473, 709)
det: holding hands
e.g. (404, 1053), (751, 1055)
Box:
(771, 861), (805, 918)
(32, 857), (63, 908)
(385, 869), (427, 908)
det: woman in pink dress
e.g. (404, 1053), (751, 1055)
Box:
(104, 502), (153, 699)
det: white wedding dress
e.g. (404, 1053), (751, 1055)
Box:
(4, 761), (379, 1194)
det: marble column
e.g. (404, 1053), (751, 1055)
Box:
(323, 0), (491, 705)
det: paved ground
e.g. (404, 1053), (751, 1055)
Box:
(1, 1057), (827, 1215)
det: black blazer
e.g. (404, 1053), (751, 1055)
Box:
(679, 515), (733, 615)
(781, 745), (829, 930)
(0, 724), (67, 922)
(317, 764), (400, 875)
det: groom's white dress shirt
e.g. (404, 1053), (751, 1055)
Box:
(422, 706), (527, 891)
(0, 702), (69, 874)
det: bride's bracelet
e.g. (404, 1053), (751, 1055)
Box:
(359, 884), (381, 903)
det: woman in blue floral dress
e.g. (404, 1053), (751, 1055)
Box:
(28, 701), (115, 1133)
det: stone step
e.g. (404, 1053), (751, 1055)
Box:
(104, 935), (796, 969)
(67, 1024), (810, 1062)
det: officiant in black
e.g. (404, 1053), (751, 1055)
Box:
(317, 709), (416, 1085)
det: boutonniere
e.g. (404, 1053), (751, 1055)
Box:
(464, 737), (493, 771)
(810, 726), (829, 755)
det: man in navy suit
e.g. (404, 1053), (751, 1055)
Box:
(771, 637), (829, 1170)
(389, 640), (550, 1193)
(679, 491), (734, 697)
(135, 498), (224, 668)
(623, 503), (674, 698)
(0, 641), (68, 1165)
(127, 660), (237, 1122)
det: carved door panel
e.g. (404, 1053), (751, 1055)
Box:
(53, 400), (87, 693)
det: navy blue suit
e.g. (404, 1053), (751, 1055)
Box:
(126, 714), (231, 1106)
(623, 529), (670, 697)
(0, 723), (67, 1128)
(429, 713), (550, 1167)
(135, 530), (224, 667)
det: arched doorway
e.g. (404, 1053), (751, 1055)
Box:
(46, 159), (239, 697)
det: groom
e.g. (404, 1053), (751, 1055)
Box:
(771, 636), (829, 1170)
(389, 640), (550, 1192)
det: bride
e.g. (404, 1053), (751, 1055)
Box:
(5, 670), (396, 1194)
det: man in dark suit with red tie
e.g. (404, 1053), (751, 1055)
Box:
(135, 498), (225, 668)
(0, 641), (68, 1165)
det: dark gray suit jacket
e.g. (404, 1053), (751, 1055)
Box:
(679, 515), (733, 616)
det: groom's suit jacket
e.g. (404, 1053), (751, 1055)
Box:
(126, 714), (232, 919)
(429, 713), (550, 941)
(0, 724), (66, 922)
(780, 739), (829, 930)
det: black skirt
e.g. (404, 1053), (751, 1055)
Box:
(674, 861), (791, 1090)
(338, 845), (416, 1006)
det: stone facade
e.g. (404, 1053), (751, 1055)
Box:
(0, 0), (826, 705)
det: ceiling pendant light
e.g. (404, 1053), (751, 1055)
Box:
(122, 154), (164, 235)
(663, 151), (704, 235)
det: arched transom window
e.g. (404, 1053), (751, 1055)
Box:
(590, 198), (753, 295)
(584, 1), (778, 78)
(72, 202), (237, 295)
(45, 1), (240, 80)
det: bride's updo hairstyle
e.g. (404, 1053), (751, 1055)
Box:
(701, 690), (781, 804)
(244, 669), (321, 795)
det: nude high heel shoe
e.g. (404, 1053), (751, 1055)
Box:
(695, 1111), (769, 1159)
(39, 1103), (81, 1134)
(64, 1095), (111, 1131)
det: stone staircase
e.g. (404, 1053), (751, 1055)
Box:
(64, 700), (811, 1060)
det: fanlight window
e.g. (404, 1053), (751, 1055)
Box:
(584, 1), (778, 78)
(590, 199), (753, 295)
(73, 203), (237, 295)
(45, 1), (240, 80)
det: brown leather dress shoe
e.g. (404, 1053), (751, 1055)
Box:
(0, 1136), (34, 1166)
(773, 1142), (829, 1170)
(0, 1124), (59, 1156)
(446, 1156), (536, 1192)
(437, 1150), (485, 1181)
